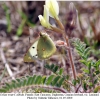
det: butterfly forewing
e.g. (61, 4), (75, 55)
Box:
(23, 39), (39, 62)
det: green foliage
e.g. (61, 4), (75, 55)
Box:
(94, 86), (100, 93)
(2, 4), (12, 33)
(17, 11), (35, 36)
(0, 73), (65, 93)
(44, 64), (63, 75)
(73, 38), (100, 92)
(16, 11), (27, 36)
(0, 64), (70, 93)
(84, 37), (100, 59)
(73, 38), (91, 60)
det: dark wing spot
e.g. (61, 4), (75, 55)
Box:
(32, 47), (35, 49)
(35, 54), (38, 56)
(33, 54), (37, 57)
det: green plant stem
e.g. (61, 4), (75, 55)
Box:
(63, 31), (77, 80)
(9, 85), (67, 93)
(51, 23), (77, 80)
(54, 19), (77, 80)
(75, 79), (82, 93)
(55, 18), (64, 30)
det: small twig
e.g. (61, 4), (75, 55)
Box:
(63, 30), (77, 80)
(65, 80), (75, 87)
(55, 18), (65, 30)
(90, 68), (95, 88)
(75, 83), (82, 93)
(0, 67), (6, 82)
(1, 66), (28, 82)
(52, 20), (77, 80)
(0, 47), (15, 80)
(10, 85), (67, 93)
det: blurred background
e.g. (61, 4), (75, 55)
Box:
(0, 1), (100, 86)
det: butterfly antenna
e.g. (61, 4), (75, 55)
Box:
(29, 27), (33, 45)
(29, 36), (31, 45)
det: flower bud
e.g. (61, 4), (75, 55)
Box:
(45, 0), (59, 19)
(38, 5), (51, 28)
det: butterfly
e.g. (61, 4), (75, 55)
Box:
(24, 31), (56, 62)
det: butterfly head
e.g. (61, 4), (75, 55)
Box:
(40, 31), (49, 38)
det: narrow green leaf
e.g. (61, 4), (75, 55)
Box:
(16, 78), (21, 82)
(72, 79), (77, 86)
(81, 55), (87, 60)
(65, 75), (70, 80)
(0, 89), (7, 93)
(76, 78), (80, 84)
(5, 83), (11, 89)
(88, 82), (93, 87)
(46, 75), (55, 85)
(58, 68), (63, 75)
(94, 70), (100, 75)
(16, 78), (21, 87)
(94, 79), (98, 84)
(53, 66), (58, 73)
(96, 59), (100, 66)
(34, 76), (42, 84)
(41, 76), (46, 84)
(83, 82), (87, 90)
(51, 76), (60, 86)
(76, 48), (83, 54)
(82, 68), (89, 74)
(2, 86), (9, 92)
(26, 75), (30, 79)
(31, 75), (37, 84)
(26, 76), (33, 85)
(56, 77), (65, 87)
(84, 47), (91, 55)
(11, 80), (17, 88)
(50, 64), (55, 70)
(83, 69), (89, 74)
(22, 79), (27, 86)
(94, 86), (100, 93)
(95, 60), (100, 70)
(80, 60), (88, 66)
(44, 64), (48, 69)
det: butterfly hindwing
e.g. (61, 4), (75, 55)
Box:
(37, 32), (56, 59)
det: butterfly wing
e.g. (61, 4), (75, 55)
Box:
(23, 40), (38, 62)
(23, 52), (34, 62)
(37, 32), (56, 59)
